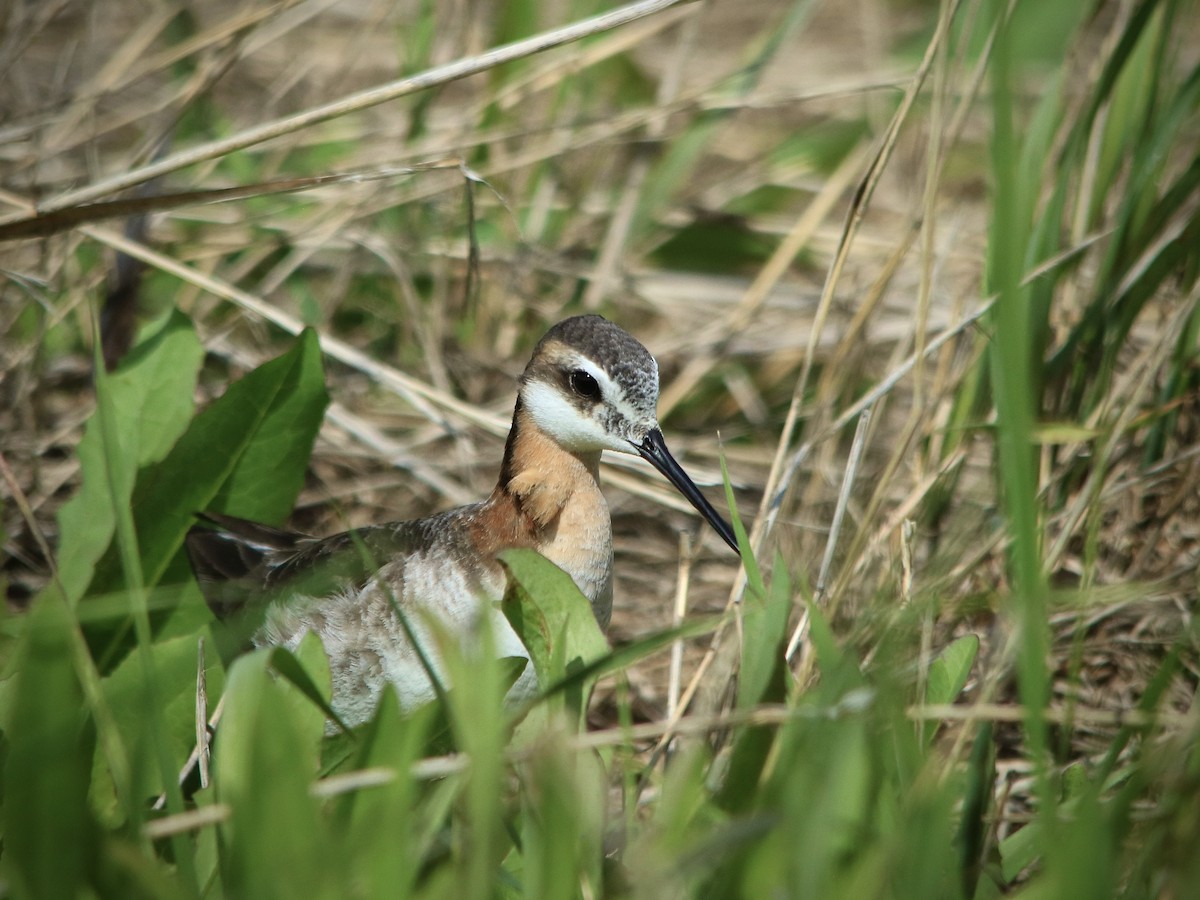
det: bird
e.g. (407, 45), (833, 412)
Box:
(186, 315), (739, 727)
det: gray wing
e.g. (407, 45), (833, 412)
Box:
(185, 510), (469, 620)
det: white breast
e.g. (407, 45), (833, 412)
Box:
(258, 551), (538, 727)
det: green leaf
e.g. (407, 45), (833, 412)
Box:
(333, 692), (433, 898)
(804, 594), (845, 678)
(2, 598), (97, 898)
(91, 632), (225, 821)
(215, 648), (334, 899)
(533, 615), (722, 709)
(716, 539), (792, 816)
(201, 334), (328, 525)
(737, 552), (792, 710)
(723, 455), (762, 596)
(926, 634), (978, 707)
(1061, 761), (1090, 800)
(268, 636), (348, 739)
(652, 221), (778, 274)
(999, 817), (1041, 883)
(957, 721), (995, 899)
(85, 329), (328, 667)
(499, 548), (608, 726)
(923, 634), (979, 746)
(94, 328), (327, 593)
(518, 733), (606, 899)
(56, 309), (203, 603)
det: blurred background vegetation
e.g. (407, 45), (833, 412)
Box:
(1, 0), (1199, 896)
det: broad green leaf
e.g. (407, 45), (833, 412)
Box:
(923, 634), (979, 746)
(91, 328), (327, 595)
(1039, 791), (1114, 900)
(999, 817), (1041, 883)
(90, 632), (225, 822)
(204, 332), (329, 525)
(499, 548), (608, 725)
(215, 648), (334, 899)
(712, 681), (874, 888)
(333, 691), (433, 899)
(652, 221), (778, 274)
(269, 638), (347, 738)
(85, 329), (327, 667)
(1062, 761), (1090, 799)
(2, 598), (97, 898)
(56, 309), (203, 603)
(926, 634), (978, 707)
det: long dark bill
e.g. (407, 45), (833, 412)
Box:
(634, 428), (740, 555)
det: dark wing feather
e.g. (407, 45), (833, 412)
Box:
(185, 510), (459, 620)
(185, 512), (311, 619)
(185, 512), (304, 583)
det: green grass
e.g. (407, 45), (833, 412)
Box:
(2, 0), (1200, 897)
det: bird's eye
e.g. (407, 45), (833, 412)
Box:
(569, 369), (602, 401)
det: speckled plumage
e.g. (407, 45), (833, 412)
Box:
(187, 315), (737, 727)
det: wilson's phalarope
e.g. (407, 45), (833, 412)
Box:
(187, 315), (737, 726)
